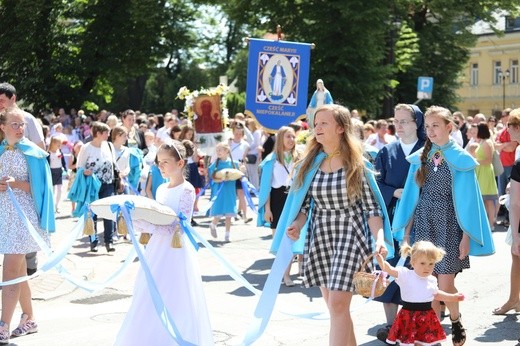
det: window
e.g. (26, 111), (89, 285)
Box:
(493, 61), (502, 85)
(470, 63), (478, 86)
(511, 60), (519, 84)
(505, 16), (520, 32)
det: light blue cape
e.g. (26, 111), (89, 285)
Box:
(270, 151), (394, 258)
(392, 140), (495, 256)
(0, 138), (55, 232)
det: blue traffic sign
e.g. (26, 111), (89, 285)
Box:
(417, 76), (434, 99)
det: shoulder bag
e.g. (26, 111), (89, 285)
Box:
(492, 150), (504, 177)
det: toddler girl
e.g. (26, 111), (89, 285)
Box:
(376, 241), (465, 346)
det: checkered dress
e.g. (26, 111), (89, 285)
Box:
(302, 168), (382, 291)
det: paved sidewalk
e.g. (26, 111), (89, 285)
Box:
(4, 183), (519, 345)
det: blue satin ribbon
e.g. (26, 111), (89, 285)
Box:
(57, 245), (137, 292)
(51, 203), (137, 292)
(242, 234), (294, 345)
(120, 204), (195, 346)
(196, 182), (210, 198)
(122, 177), (140, 195)
(1, 186), (85, 285)
(201, 181), (224, 215)
(110, 200), (134, 217)
(177, 212), (200, 251)
(187, 225), (261, 297)
(245, 179), (259, 196)
(240, 177), (257, 214)
(5, 186), (139, 292)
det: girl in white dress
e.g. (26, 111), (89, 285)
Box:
(115, 140), (213, 346)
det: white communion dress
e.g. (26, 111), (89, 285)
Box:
(115, 181), (214, 345)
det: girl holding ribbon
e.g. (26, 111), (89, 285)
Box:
(0, 106), (55, 343)
(115, 139), (213, 345)
(392, 106), (495, 346)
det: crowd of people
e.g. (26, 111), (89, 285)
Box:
(0, 78), (519, 345)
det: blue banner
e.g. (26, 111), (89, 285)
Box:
(245, 38), (311, 132)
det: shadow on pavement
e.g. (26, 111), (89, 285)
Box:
(474, 314), (520, 344)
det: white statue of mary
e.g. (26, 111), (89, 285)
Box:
(306, 79), (333, 127)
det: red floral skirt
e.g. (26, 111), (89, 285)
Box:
(387, 307), (446, 346)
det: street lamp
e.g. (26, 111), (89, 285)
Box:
(499, 68), (510, 110)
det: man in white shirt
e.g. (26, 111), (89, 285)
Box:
(0, 82), (45, 150)
(365, 119), (397, 150)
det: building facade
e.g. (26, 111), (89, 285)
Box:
(456, 15), (520, 118)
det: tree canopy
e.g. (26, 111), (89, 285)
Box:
(0, 0), (518, 117)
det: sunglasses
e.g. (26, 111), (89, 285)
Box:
(507, 122), (519, 128)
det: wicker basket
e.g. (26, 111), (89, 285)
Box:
(353, 253), (388, 298)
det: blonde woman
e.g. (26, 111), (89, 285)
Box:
(278, 104), (391, 345)
(258, 126), (301, 286)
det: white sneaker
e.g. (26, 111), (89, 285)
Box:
(224, 232), (230, 242)
(209, 224), (217, 238)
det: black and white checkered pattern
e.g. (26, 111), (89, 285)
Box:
(302, 168), (382, 291)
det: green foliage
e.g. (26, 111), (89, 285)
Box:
(226, 92), (246, 116)
(209, 0), (520, 116)
(1, 0), (519, 116)
(394, 23), (420, 73)
(393, 0), (481, 108)
(82, 100), (99, 112)
(0, 0), (195, 112)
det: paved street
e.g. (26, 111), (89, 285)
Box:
(2, 184), (519, 345)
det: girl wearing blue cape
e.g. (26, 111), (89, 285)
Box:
(257, 126), (301, 286)
(392, 106), (495, 346)
(207, 141), (239, 242)
(277, 104), (393, 345)
(0, 107), (55, 343)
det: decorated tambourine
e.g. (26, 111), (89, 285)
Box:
(213, 168), (244, 181)
(88, 195), (179, 246)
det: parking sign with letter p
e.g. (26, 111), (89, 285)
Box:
(417, 77), (434, 99)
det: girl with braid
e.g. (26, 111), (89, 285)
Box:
(392, 106), (495, 346)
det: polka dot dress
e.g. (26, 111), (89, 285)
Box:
(302, 168), (382, 291)
(413, 154), (470, 274)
